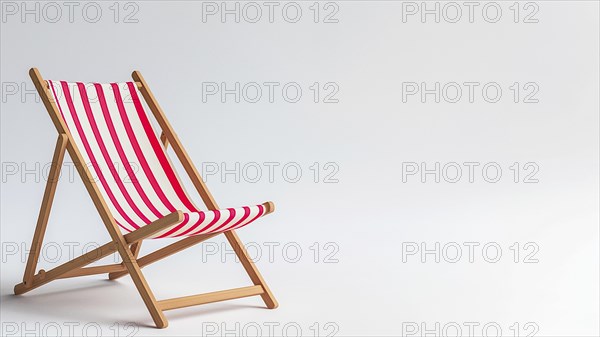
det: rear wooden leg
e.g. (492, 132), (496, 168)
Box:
(224, 230), (278, 309)
(22, 134), (68, 287)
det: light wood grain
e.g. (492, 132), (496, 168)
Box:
(158, 286), (264, 311)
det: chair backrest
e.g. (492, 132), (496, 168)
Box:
(47, 81), (199, 232)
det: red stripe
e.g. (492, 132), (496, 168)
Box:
(60, 81), (139, 230)
(126, 82), (198, 212)
(211, 208), (237, 232)
(48, 81), (68, 122)
(213, 208), (242, 232)
(185, 210), (221, 236)
(233, 205), (265, 231)
(222, 206), (252, 232)
(77, 83), (151, 225)
(111, 83), (177, 213)
(114, 219), (131, 232)
(176, 211), (207, 237)
(94, 84), (164, 219)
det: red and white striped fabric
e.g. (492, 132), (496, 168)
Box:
(48, 80), (268, 239)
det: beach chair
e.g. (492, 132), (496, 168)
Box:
(13, 68), (278, 328)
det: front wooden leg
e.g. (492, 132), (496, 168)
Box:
(224, 230), (278, 309)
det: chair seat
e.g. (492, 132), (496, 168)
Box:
(46, 80), (273, 239)
(144, 203), (268, 239)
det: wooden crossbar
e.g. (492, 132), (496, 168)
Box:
(123, 211), (183, 243)
(59, 264), (126, 279)
(14, 241), (118, 295)
(158, 286), (265, 311)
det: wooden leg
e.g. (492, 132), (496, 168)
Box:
(224, 230), (278, 309)
(22, 134), (68, 286)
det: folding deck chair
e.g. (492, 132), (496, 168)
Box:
(14, 68), (278, 328)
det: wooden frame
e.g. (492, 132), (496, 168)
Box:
(14, 68), (278, 328)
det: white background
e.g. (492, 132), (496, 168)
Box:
(1, 1), (599, 336)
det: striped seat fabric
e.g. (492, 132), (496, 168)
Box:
(48, 80), (267, 239)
